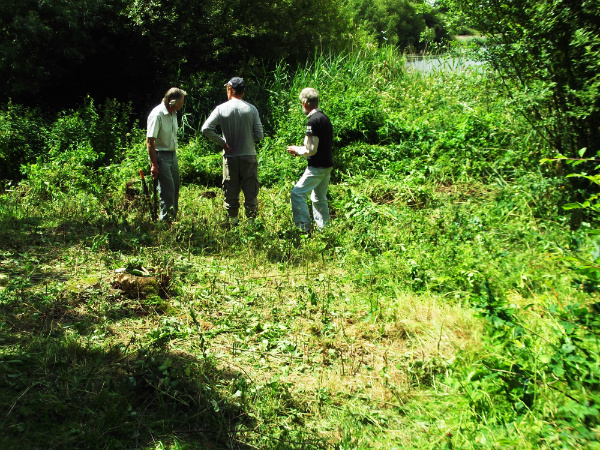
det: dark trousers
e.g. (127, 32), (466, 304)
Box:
(222, 155), (258, 218)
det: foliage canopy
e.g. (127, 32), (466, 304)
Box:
(444, 0), (600, 160)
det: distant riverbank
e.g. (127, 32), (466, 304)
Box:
(405, 36), (485, 72)
(405, 54), (484, 72)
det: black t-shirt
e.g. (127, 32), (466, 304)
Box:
(306, 110), (333, 168)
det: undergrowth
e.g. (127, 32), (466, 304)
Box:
(1, 47), (598, 449)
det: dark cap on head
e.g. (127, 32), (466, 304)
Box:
(227, 77), (245, 91)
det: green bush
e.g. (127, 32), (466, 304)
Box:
(0, 102), (48, 182)
(457, 283), (600, 448)
(16, 98), (141, 223)
(177, 138), (222, 186)
(47, 97), (134, 168)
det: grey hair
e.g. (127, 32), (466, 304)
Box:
(299, 88), (319, 108)
(163, 87), (187, 108)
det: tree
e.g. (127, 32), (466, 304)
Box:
(123, 0), (351, 76)
(444, 0), (600, 161)
(347, 0), (448, 51)
(0, 0), (152, 108)
(0, 0), (351, 111)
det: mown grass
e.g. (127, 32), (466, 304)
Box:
(0, 177), (587, 450)
(1, 47), (598, 449)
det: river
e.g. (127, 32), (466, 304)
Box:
(405, 54), (484, 72)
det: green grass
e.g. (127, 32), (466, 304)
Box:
(1, 47), (598, 449)
(0, 176), (591, 450)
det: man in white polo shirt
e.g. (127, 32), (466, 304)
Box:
(147, 87), (186, 223)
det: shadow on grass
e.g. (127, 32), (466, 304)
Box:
(0, 271), (326, 450)
(0, 332), (252, 450)
(0, 262), (246, 450)
(0, 200), (330, 450)
(0, 214), (108, 253)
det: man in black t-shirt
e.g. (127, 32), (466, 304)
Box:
(286, 88), (333, 232)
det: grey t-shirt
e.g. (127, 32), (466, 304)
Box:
(201, 98), (264, 157)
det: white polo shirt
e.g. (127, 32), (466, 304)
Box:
(147, 103), (178, 151)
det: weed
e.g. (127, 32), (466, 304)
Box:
(0, 46), (596, 450)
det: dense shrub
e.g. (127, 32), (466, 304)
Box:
(176, 139), (222, 187)
(0, 102), (47, 182)
(18, 98), (140, 209)
(47, 97), (134, 168)
(6, 47), (552, 199)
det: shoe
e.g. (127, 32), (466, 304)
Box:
(298, 225), (311, 236)
(278, 227), (311, 239)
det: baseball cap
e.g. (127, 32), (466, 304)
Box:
(226, 77), (245, 91)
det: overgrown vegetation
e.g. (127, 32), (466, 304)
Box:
(1, 46), (598, 449)
(444, 0), (600, 162)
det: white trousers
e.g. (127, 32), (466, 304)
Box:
(290, 166), (333, 231)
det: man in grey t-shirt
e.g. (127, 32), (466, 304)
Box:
(201, 77), (264, 225)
